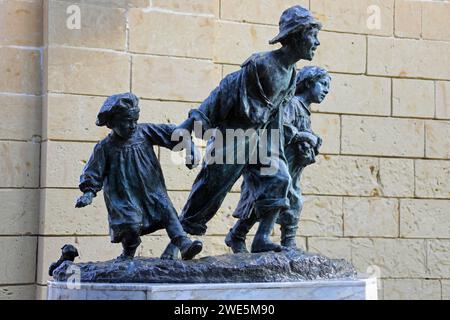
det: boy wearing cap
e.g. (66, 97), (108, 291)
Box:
(227, 67), (331, 253)
(75, 93), (203, 261)
(162, 5), (322, 258)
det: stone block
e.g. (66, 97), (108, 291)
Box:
(341, 116), (424, 157)
(0, 0), (43, 46)
(344, 198), (399, 237)
(313, 74), (391, 116)
(213, 21), (277, 65)
(0, 237), (37, 284)
(305, 32), (366, 74)
(44, 93), (109, 141)
(39, 189), (109, 236)
(47, 1), (126, 50)
(400, 199), (450, 239)
(41, 141), (95, 188)
(138, 100), (193, 124)
(427, 240), (450, 278)
(132, 55), (221, 102)
(0, 48), (41, 95)
(415, 160), (450, 199)
(394, 0), (421, 39)
(379, 158), (414, 197)
(46, 46), (130, 96)
(351, 238), (427, 278)
(442, 280), (450, 300)
(310, 113), (340, 154)
(393, 79), (435, 118)
(368, 37), (450, 80)
(425, 120), (450, 159)
(0, 189), (39, 235)
(302, 155), (382, 196)
(129, 10), (215, 59)
(54, 0), (149, 9)
(220, 0), (307, 25)
(0, 95), (41, 141)
(422, 1), (450, 41)
(311, 0), (393, 36)
(297, 196), (343, 237)
(152, 0), (219, 16)
(436, 81), (450, 120)
(0, 141), (40, 188)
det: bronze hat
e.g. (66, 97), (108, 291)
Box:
(269, 5), (322, 45)
(96, 92), (140, 127)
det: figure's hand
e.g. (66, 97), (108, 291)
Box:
(314, 136), (323, 155)
(75, 192), (94, 208)
(185, 144), (201, 170)
(303, 133), (318, 148)
(176, 118), (195, 134)
(296, 132), (318, 148)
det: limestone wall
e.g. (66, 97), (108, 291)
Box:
(0, 0), (43, 300)
(0, 0), (448, 300)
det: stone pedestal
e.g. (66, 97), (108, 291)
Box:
(47, 277), (378, 300)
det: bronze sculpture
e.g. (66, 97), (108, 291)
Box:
(49, 6), (357, 285)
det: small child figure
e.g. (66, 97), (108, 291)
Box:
(227, 66), (331, 252)
(75, 93), (203, 261)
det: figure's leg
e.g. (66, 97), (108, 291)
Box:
(161, 163), (244, 259)
(161, 242), (179, 260)
(225, 214), (258, 253)
(248, 158), (292, 253)
(180, 162), (246, 236)
(279, 210), (300, 248)
(280, 167), (305, 248)
(162, 204), (203, 261)
(251, 207), (283, 253)
(117, 230), (141, 260)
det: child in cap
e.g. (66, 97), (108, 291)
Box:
(75, 92), (202, 261)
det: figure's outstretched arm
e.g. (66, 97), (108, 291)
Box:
(76, 143), (107, 208)
(142, 123), (201, 170)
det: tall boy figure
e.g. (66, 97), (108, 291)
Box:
(162, 6), (322, 258)
(75, 93), (203, 261)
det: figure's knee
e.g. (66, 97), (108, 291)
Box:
(289, 194), (304, 213)
(278, 210), (300, 226)
(278, 175), (291, 192)
(181, 219), (207, 236)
